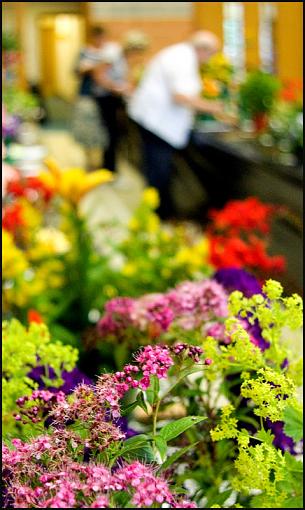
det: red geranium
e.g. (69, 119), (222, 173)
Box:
(6, 176), (54, 203)
(208, 197), (276, 235)
(281, 79), (303, 103)
(2, 202), (25, 232)
(207, 197), (286, 276)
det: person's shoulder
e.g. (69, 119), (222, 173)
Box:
(158, 42), (192, 65)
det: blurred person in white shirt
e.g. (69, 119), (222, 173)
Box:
(128, 31), (236, 219)
(92, 30), (149, 176)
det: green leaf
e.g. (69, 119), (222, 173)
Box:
(159, 416), (206, 442)
(136, 391), (148, 414)
(256, 428), (275, 445)
(121, 400), (139, 416)
(154, 436), (167, 461)
(146, 376), (160, 406)
(159, 442), (199, 472)
(283, 406), (303, 441)
(120, 434), (148, 452)
(284, 452), (303, 473)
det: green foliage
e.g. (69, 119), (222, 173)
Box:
(2, 319), (78, 437)
(233, 443), (286, 496)
(2, 31), (19, 51)
(239, 70), (281, 116)
(228, 279), (303, 369)
(283, 405), (303, 442)
(3, 87), (39, 120)
(201, 281), (303, 507)
(159, 416), (206, 442)
(210, 404), (238, 441)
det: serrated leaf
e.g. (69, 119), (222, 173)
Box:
(256, 428), (275, 445)
(159, 442), (199, 472)
(283, 406), (303, 441)
(159, 416), (206, 442)
(155, 436), (167, 461)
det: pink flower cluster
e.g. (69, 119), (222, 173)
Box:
(15, 390), (66, 425)
(98, 279), (228, 341)
(114, 343), (204, 392)
(3, 442), (196, 508)
(115, 344), (174, 391)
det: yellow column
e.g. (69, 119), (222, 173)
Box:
(192, 2), (223, 44)
(275, 2), (303, 81)
(244, 2), (260, 71)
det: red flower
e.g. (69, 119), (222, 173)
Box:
(209, 197), (276, 235)
(6, 176), (54, 203)
(2, 202), (25, 232)
(281, 79), (303, 103)
(27, 309), (44, 324)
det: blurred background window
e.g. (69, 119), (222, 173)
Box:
(259, 2), (277, 73)
(223, 2), (245, 74)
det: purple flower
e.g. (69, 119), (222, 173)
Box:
(28, 366), (92, 395)
(213, 268), (262, 297)
(115, 417), (138, 439)
(213, 268), (270, 351)
(266, 419), (297, 454)
(2, 114), (20, 140)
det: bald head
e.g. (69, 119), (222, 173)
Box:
(189, 30), (221, 63)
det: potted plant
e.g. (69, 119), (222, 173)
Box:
(239, 70), (281, 132)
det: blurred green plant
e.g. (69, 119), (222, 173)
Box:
(239, 70), (281, 117)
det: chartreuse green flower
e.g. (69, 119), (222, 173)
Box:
(2, 319), (78, 437)
(228, 279), (303, 369)
(240, 368), (298, 422)
(207, 281), (302, 508)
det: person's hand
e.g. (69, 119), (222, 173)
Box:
(208, 101), (239, 127)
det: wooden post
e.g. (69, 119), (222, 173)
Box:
(274, 2), (303, 81)
(244, 2), (260, 71)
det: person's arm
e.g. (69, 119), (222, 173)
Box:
(92, 62), (131, 95)
(173, 93), (238, 124)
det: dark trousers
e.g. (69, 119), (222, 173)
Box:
(137, 124), (176, 219)
(95, 95), (120, 172)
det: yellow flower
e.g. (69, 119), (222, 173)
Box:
(18, 199), (42, 234)
(146, 213), (160, 233)
(193, 238), (209, 258)
(103, 285), (117, 298)
(29, 228), (71, 260)
(122, 262), (137, 276)
(2, 230), (28, 279)
(128, 217), (140, 231)
(142, 187), (160, 209)
(40, 158), (113, 204)
(174, 238), (209, 271)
